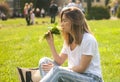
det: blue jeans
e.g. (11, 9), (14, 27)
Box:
(39, 57), (103, 82)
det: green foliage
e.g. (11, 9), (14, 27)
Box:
(117, 6), (120, 18)
(0, 18), (120, 82)
(86, 6), (110, 20)
(50, 27), (60, 35)
(43, 23), (60, 39)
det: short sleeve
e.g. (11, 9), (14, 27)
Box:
(60, 43), (68, 55)
(82, 38), (97, 56)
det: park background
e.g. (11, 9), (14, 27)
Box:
(0, 0), (120, 82)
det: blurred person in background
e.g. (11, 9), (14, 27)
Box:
(49, 0), (58, 23)
(75, 0), (85, 13)
(41, 8), (45, 18)
(30, 10), (35, 25)
(66, 0), (76, 7)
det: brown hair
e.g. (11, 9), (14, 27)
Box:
(60, 7), (91, 45)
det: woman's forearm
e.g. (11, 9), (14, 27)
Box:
(49, 44), (63, 65)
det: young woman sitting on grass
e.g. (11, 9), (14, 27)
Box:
(39, 7), (103, 82)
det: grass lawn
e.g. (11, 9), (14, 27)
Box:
(0, 17), (120, 82)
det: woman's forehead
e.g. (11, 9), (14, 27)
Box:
(61, 14), (71, 22)
(62, 14), (67, 19)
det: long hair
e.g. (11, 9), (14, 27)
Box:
(60, 7), (92, 46)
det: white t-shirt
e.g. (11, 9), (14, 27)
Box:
(61, 33), (102, 77)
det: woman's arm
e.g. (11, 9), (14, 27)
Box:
(71, 55), (92, 73)
(46, 31), (67, 65)
(49, 45), (67, 65)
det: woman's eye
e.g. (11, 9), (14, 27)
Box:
(63, 20), (67, 22)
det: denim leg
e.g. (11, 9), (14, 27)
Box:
(83, 73), (103, 82)
(40, 66), (94, 82)
(38, 57), (58, 78)
(40, 66), (61, 82)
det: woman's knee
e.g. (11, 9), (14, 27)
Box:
(38, 57), (52, 66)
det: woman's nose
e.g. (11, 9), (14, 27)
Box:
(60, 24), (64, 30)
(61, 22), (64, 27)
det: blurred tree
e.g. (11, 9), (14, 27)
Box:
(109, 0), (120, 6)
(0, 2), (10, 17)
(0, 0), (6, 3)
(117, 4), (120, 18)
(35, 0), (50, 11)
(105, 0), (110, 6)
(87, 0), (92, 13)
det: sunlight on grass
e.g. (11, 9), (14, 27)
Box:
(0, 17), (120, 82)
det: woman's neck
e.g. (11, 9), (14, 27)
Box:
(70, 41), (77, 51)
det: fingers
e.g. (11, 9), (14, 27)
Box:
(45, 30), (54, 43)
(44, 31), (52, 40)
(46, 30), (52, 37)
(42, 63), (54, 72)
(44, 31), (49, 38)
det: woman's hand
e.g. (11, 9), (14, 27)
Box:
(41, 62), (54, 72)
(45, 30), (54, 46)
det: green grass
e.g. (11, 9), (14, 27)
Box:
(0, 17), (120, 82)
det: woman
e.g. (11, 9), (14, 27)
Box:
(24, 3), (29, 25)
(39, 7), (103, 82)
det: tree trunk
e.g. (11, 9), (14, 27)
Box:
(87, 0), (91, 13)
(105, 0), (110, 6)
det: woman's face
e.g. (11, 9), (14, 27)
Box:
(61, 14), (71, 33)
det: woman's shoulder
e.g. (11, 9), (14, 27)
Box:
(83, 33), (97, 43)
